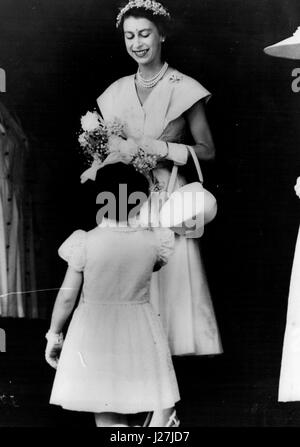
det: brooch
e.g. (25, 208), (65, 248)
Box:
(169, 73), (183, 83)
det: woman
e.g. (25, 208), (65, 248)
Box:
(82, 0), (222, 356)
(278, 177), (300, 401)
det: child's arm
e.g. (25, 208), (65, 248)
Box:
(49, 267), (83, 333)
(45, 267), (83, 368)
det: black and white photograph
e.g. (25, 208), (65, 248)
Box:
(1, 0), (300, 433)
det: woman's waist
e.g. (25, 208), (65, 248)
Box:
(155, 159), (174, 170)
(79, 297), (150, 306)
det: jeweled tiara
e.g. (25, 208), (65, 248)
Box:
(116, 0), (171, 28)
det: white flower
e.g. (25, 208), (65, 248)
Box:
(78, 133), (88, 146)
(80, 111), (100, 132)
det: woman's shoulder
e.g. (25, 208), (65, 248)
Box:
(96, 75), (134, 112)
(98, 75), (134, 97)
(168, 69), (211, 100)
(163, 69), (211, 121)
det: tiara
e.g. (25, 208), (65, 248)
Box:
(116, 0), (171, 28)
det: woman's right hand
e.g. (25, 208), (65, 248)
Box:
(294, 177), (300, 198)
(107, 135), (139, 164)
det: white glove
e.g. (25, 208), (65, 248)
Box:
(166, 142), (188, 165)
(295, 177), (300, 198)
(139, 137), (188, 166)
(45, 331), (64, 369)
(107, 135), (139, 164)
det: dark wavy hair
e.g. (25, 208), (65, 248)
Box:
(94, 163), (150, 223)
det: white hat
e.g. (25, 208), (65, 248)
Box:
(264, 27), (300, 59)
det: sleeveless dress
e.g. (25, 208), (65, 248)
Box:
(279, 226), (300, 401)
(50, 225), (180, 413)
(97, 70), (223, 356)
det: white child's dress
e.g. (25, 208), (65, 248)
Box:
(50, 224), (180, 413)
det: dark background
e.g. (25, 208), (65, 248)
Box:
(1, 0), (300, 427)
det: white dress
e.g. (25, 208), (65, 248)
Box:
(97, 69), (223, 355)
(279, 226), (300, 401)
(50, 225), (180, 413)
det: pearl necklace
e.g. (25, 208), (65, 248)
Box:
(136, 62), (169, 89)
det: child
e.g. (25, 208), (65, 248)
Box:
(45, 164), (180, 427)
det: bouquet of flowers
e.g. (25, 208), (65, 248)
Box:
(78, 111), (125, 166)
(78, 110), (159, 186)
(131, 148), (159, 176)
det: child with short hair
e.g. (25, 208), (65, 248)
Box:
(45, 163), (180, 427)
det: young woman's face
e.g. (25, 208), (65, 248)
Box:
(123, 16), (163, 67)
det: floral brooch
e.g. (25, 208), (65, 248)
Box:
(169, 73), (183, 83)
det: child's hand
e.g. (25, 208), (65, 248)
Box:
(45, 331), (64, 369)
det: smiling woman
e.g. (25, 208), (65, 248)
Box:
(119, 4), (171, 106)
(123, 17), (164, 67)
(100, 0), (222, 358)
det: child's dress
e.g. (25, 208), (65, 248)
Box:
(49, 224), (180, 413)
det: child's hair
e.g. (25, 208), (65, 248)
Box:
(95, 163), (150, 223)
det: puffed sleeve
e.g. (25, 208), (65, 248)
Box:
(58, 230), (87, 272)
(154, 228), (175, 267)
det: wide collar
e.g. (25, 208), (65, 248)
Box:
(97, 69), (210, 139)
